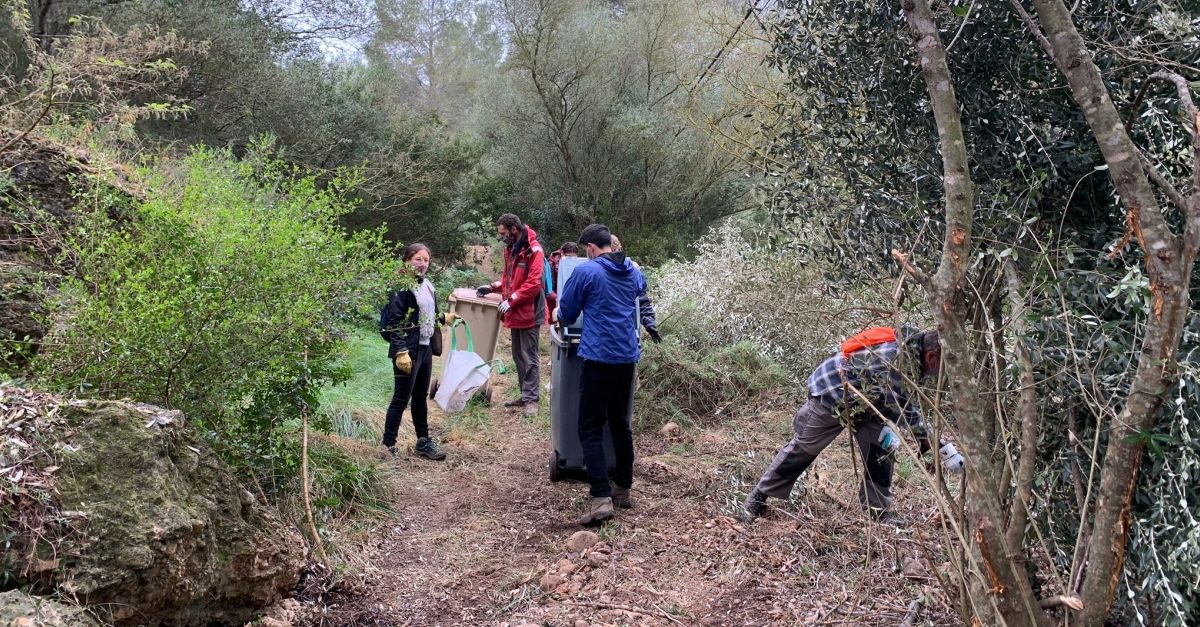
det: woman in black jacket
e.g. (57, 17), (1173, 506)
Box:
(379, 243), (456, 460)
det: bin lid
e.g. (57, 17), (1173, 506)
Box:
(449, 288), (502, 307)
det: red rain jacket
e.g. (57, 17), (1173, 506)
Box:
(488, 226), (546, 329)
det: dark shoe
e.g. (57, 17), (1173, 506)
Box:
(504, 399), (525, 408)
(871, 508), (902, 526)
(380, 445), (398, 461)
(522, 401), (538, 417)
(577, 497), (614, 527)
(414, 437), (447, 461)
(610, 483), (634, 509)
(737, 490), (767, 523)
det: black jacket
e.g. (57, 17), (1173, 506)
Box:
(379, 279), (439, 359)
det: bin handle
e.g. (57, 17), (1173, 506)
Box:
(449, 318), (474, 353)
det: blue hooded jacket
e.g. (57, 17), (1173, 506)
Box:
(558, 252), (647, 364)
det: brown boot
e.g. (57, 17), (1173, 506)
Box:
(577, 497), (614, 527)
(610, 483), (633, 509)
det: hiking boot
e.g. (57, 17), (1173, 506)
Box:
(380, 445), (398, 461)
(737, 489), (768, 523)
(610, 483), (634, 509)
(577, 497), (615, 527)
(504, 399), (525, 408)
(523, 401), (539, 417)
(414, 437), (447, 461)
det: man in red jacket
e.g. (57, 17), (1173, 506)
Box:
(477, 214), (546, 416)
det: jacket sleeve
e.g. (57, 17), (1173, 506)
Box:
(381, 291), (420, 354)
(508, 246), (545, 306)
(558, 266), (587, 326)
(886, 365), (927, 436)
(636, 272), (657, 330)
(379, 295), (395, 342)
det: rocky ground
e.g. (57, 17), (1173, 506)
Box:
(286, 334), (961, 627)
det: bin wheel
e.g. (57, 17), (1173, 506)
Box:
(548, 451), (562, 483)
(429, 378), (439, 399)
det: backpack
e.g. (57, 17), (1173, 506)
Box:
(840, 327), (897, 359)
(543, 254), (554, 297)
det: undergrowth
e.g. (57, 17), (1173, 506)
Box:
(636, 338), (789, 432)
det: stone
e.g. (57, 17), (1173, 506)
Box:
(555, 581), (581, 595)
(0, 387), (304, 626)
(575, 620), (590, 627)
(587, 552), (610, 567)
(660, 422), (681, 437)
(539, 573), (566, 592)
(0, 591), (98, 627)
(566, 530), (600, 553)
(903, 556), (929, 580)
(556, 558), (578, 575)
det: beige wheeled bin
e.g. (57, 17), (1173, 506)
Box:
(430, 288), (503, 404)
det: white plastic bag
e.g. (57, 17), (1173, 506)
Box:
(435, 320), (491, 413)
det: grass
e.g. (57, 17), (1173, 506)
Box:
(321, 327), (393, 442)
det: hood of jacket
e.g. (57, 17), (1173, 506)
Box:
(509, 225), (540, 256)
(595, 251), (632, 275)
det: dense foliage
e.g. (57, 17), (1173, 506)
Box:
(35, 145), (396, 491)
(759, 0), (1198, 622)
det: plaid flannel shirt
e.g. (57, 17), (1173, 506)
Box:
(807, 341), (927, 434)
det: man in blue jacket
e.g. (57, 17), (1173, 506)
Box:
(557, 223), (649, 526)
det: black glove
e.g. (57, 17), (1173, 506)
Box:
(647, 327), (662, 344)
(476, 285), (492, 297)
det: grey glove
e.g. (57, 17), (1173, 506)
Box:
(497, 300), (511, 315)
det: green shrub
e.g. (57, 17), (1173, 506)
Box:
(636, 336), (789, 431)
(35, 143), (397, 490)
(651, 221), (888, 379)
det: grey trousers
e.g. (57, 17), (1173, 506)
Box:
(752, 398), (893, 512)
(510, 326), (541, 403)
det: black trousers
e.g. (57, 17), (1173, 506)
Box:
(578, 359), (636, 498)
(382, 345), (432, 446)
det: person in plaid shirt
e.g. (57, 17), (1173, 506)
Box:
(738, 328), (942, 523)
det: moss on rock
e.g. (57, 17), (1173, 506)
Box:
(1, 386), (304, 626)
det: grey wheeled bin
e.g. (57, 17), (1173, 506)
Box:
(548, 324), (635, 482)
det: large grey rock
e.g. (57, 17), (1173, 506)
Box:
(0, 386), (305, 626)
(0, 590), (97, 627)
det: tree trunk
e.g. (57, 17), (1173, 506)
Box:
(898, 2), (1051, 625)
(1027, 0), (1200, 623)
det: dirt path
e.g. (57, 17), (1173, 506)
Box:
(298, 245), (957, 625)
(302, 331), (959, 627)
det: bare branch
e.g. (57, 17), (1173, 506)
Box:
(890, 249), (932, 291)
(1147, 70), (1200, 213)
(1149, 70), (1200, 123)
(1007, 0), (1056, 63)
(1038, 595), (1084, 611)
(1004, 261), (1041, 557)
(1137, 150), (1188, 213)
